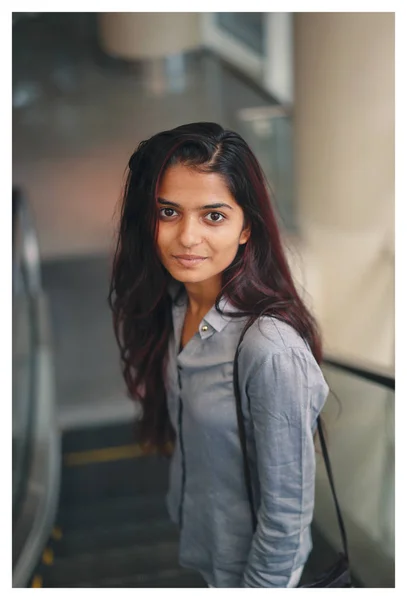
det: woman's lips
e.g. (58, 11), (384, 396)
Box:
(173, 255), (208, 268)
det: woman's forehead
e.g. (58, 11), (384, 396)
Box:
(158, 164), (237, 207)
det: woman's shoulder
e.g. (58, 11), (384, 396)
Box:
(238, 317), (328, 397)
(239, 316), (312, 365)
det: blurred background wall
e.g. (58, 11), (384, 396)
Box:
(98, 13), (202, 59)
(294, 12), (395, 370)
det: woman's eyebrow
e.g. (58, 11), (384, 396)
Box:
(157, 197), (233, 210)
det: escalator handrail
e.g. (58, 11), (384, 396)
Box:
(12, 187), (42, 294)
(322, 352), (395, 390)
(12, 187), (61, 587)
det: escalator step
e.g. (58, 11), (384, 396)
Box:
(59, 454), (169, 507)
(75, 568), (207, 588)
(54, 518), (179, 558)
(62, 422), (136, 454)
(56, 492), (168, 531)
(41, 540), (182, 588)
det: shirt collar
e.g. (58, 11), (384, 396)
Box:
(204, 296), (241, 333)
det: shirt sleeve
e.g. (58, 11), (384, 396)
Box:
(241, 348), (329, 587)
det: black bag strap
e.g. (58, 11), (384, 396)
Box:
(232, 323), (349, 562)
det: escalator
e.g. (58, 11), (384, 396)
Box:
(28, 422), (207, 588)
(26, 420), (342, 588)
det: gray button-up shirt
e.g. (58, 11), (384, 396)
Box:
(165, 282), (329, 587)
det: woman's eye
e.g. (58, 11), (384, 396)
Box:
(160, 208), (177, 218)
(207, 212), (225, 223)
(159, 208), (225, 223)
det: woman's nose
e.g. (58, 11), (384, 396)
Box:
(178, 216), (202, 248)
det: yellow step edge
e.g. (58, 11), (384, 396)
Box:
(51, 526), (63, 540)
(63, 443), (157, 467)
(31, 575), (42, 588)
(42, 548), (54, 566)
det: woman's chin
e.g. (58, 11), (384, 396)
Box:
(172, 273), (206, 284)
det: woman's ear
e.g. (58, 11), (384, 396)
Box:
(239, 224), (251, 245)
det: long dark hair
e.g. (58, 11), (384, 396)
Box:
(108, 122), (323, 455)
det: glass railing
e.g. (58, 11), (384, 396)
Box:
(318, 355), (395, 588)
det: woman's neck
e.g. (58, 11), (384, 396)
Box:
(184, 277), (221, 317)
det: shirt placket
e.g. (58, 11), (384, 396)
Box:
(177, 362), (186, 527)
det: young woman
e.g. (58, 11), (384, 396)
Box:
(109, 122), (329, 588)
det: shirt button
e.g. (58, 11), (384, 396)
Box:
(201, 325), (208, 332)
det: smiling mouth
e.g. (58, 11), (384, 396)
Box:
(173, 255), (208, 267)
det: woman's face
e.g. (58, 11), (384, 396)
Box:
(156, 163), (250, 290)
